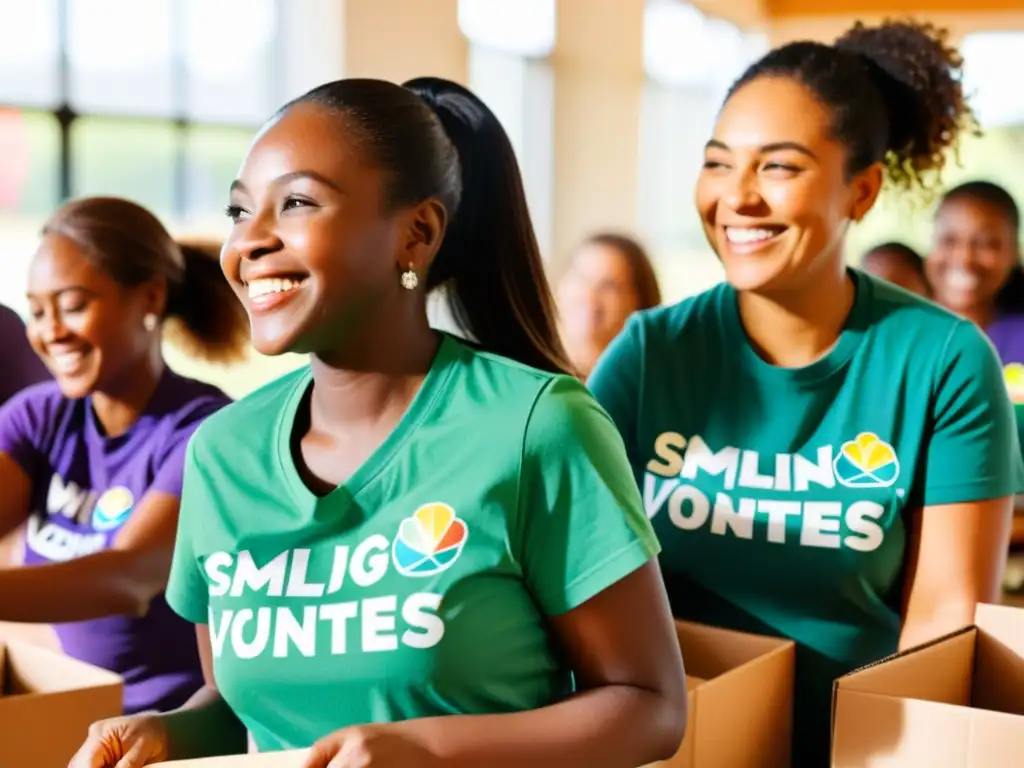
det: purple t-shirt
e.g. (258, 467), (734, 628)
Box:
(988, 314), (1024, 367)
(0, 303), (49, 406)
(0, 369), (230, 713)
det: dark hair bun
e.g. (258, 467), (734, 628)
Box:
(835, 19), (978, 190)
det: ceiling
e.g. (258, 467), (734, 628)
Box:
(765, 0), (1022, 16)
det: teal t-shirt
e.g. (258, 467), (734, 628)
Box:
(588, 271), (1024, 767)
(165, 334), (658, 752)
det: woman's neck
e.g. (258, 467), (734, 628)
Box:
(737, 268), (856, 369)
(91, 351), (166, 438)
(308, 318), (440, 435)
(959, 303), (996, 331)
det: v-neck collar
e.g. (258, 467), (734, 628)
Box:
(275, 334), (461, 512)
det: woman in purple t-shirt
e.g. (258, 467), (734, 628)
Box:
(0, 197), (249, 713)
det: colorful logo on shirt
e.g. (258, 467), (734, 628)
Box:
(392, 502), (468, 578)
(1004, 363), (1024, 403)
(833, 432), (900, 488)
(91, 486), (135, 531)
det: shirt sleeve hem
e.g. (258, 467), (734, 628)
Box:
(542, 537), (660, 616)
(923, 480), (1022, 507)
(165, 591), (208, 625)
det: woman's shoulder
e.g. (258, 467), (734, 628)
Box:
(185, 366), (309, 449)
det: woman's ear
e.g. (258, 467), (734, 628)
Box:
(395, 199), (448, 276)
(849, 163), (884, 222)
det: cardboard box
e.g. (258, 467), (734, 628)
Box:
(152, 751), (309, 767)
(644, 621), (795, 768)
(832, 603), (1024, 767)
(0, 640), (122, 768)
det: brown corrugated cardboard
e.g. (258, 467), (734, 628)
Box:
(832, 603), (1024, 767)
(644, 620), (795, 768)
(151, 751), (309, 766)
(0, 640), (122, 768)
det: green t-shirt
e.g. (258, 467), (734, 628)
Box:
(588, 270), (1024, 767)
(166, 334), (658, 752)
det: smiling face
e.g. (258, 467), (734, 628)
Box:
(26, 234), (159, 399)
(695, 76), (882, 295)
(221, 102), (444, 358)
(927, 196), (1018, 317)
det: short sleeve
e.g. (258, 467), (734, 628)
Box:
(517, 376), (660, 616)
(922, 321), (1024, 506)
(165, 435), (212, 624)
(0, 386), (54, 477)
(586, 314), (644, 468)
(150, 395), (231, 498)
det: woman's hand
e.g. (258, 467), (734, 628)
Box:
(68, 714), (169, 768)
(302, 725), (440, 768)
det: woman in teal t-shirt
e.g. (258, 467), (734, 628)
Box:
(71, 78), (687, 768)
(589, 20), (1023, 768)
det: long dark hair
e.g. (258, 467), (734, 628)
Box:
(42, 197), (249, 362)
(293, 77), (572, 375)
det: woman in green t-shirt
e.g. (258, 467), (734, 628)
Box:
(590, 20), (1022, 768)
(70, 79), (687, 767)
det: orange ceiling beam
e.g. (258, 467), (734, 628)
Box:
(765, 0), (1022, 17)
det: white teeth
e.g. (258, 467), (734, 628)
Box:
(945, 269), (979, 292)
(51, 352), (84, 373)
(725, 227), (783, 244)
(247, 277), (304, 299)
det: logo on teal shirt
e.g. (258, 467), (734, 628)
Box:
(832, 432), (900, 488)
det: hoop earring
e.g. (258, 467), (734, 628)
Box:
(143, 313), (158, 332)
(400, 268), (419, 291)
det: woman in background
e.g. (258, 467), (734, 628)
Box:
(0, 196), (249, 713)
(927, 181), (1024, 390)
(0, 304), (49, 570)
(861, 241), (930, 297)
(557, 232), (661, 378)
(928, 181), (1024, 593)
(590, 20), (1020, 766)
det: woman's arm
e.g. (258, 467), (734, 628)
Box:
(160, 625), (249, 759)
(0, 489), (180, 622)
(398, 561), (686, 767)
(306, 561), (687, 768)
(899, 497), (1013, 651)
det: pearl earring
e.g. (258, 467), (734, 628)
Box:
(400, 268), (419, 291)
(143, 313), (158, 332)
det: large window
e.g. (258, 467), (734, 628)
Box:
(0, 0), (283, 316)
(638, 0), (766, 301)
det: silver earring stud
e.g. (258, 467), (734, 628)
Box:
(143, 313), (158, 332)
(400, 269), (419, 291)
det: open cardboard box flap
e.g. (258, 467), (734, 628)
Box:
(645, 620), (794, 768)
(151, 750), (310, 767)
(0, 640), (123, 768)
(831, 603), (1024, 767)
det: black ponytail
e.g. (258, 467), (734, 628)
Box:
(295, 77), (572, 375)
(402, 77), (571, 375)
(166, 240), (250, 363)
